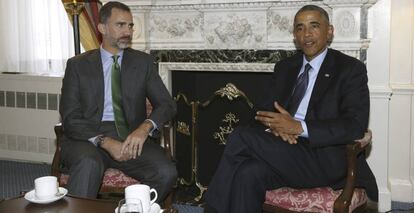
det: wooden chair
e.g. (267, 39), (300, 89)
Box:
(51, 123), (174, 208)
(262, 139), (371, 213)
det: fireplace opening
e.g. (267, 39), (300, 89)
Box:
(171, 70), (273, 190)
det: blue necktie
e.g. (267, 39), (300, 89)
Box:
(111, 55), (129, 140)
(288, 63), (312, 116)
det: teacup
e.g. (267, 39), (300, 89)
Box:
(125, 184), (158, 213)
(34, 176), (58, 200)
(117, 198), (144, 213)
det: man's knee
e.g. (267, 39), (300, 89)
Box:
(156, 162), (177, 188)
(70, 154), (105, 177)
(236, 159), (268, 183)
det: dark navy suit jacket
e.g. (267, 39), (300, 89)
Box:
(258, 48), (378, 201)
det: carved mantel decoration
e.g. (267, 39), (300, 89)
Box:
(104, 0), (377, 60)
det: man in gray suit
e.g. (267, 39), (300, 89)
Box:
(59, 1), (177, 201)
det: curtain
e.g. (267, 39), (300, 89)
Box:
(0, 0), (75, 75)
(63, 0), (102, 51)
(78, 0), (102, 51)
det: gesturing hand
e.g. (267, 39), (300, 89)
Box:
(255, 102), (303, 144)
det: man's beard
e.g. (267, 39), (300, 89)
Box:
(114, 36), (131, 49)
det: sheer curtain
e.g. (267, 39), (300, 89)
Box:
(0, 0), (75, 75)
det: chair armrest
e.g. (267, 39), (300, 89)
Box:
(51, 123), (63, 178)
(334, 135), (371, 213)
(163, 122), (173, 160)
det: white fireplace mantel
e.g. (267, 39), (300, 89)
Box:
(102, 0), (379, 59)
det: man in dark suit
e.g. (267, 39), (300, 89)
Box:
(59, 1), (177, 201)
(204, 5), (378, 213)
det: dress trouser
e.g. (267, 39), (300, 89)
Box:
(205, 125), (345, 213)
(60, 121), (177, 202)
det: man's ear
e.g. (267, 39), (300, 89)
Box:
(327, 25), (334, 42)
(98, 23), (106, 35)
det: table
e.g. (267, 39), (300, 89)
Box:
(0, 194), (178, 213)
(0, 194), (118, 213)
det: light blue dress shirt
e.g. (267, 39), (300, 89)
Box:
(100, 47), (123, 122)
(295, 48), (328, 138)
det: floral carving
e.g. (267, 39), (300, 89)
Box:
(150, 13), (202, 38)
(334, 10), (356, 37)
(204, 12), (266, 48)
(214, 16), (253, 44)
(268, 11), (293, 34)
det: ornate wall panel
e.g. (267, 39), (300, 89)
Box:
(120, 0), (377, 55)
(149, 11), (204, 44)
(204, 11), (267, 49)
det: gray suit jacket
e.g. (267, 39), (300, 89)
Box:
(60, 48), (176, 141)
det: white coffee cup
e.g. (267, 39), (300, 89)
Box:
(34, 176), (58, 200)
(125, 184), (158, 213)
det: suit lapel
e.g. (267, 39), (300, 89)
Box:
(307, 49), (335, 112)
(279, 54), (303, 109)
(88, 50), (105, 116)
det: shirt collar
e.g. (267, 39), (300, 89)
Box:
(100, 46), (124, 62)
(302, 48), (328, 71)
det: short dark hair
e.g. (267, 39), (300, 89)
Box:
(99, 1), (131, 24)
(294, 5), (330, 24)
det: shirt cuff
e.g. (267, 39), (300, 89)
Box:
(145, 119), (158, 137)
(88, 136), (99, 146)
(299, 120), (309, 138)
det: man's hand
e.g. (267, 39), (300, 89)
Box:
(273, 131), (299, 144)
(100, 137), (130, 162)
(256, 102), (303, 144)
(121, 120), (153, 159)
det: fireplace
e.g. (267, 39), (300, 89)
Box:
(134, 0), (379, 203)
(151, 49), (293, 200)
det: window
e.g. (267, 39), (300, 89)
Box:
(0, 0), (75, 75)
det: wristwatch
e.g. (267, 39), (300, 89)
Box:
(94, 135), (105, 147)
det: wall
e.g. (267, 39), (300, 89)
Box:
(0, 74), (62, 163)
(366, 0), (392, 210)
(387, 0), (414, 203)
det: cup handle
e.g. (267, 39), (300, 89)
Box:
(117, 199), (126, 213)
(149, 189), (158, 204)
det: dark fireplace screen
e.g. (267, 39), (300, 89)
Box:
(171, 70), (273, 199)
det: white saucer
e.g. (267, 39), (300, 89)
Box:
(24, 187), (68, 204)
(114, 203), (162, 213)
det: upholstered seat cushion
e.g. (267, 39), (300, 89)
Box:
(59, 168), (139, 190)
(265, 187), (367, 213)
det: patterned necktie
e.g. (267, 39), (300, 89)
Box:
(111, 55), (129, 140)
(287, 63), (312, 116)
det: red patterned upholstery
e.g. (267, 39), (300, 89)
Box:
(59, 168), (139, 192)
(264, 187), (367, 213)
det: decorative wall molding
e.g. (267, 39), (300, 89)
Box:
(121, 0), (377, 9)
(369, 85), (393, 99)
(107, 0), (378, 52)
(391, 84), (414, 95)
(159, 62), (274, 92)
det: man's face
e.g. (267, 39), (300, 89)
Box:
(293, 10), (333, 61)
(99, 8), (133, 51)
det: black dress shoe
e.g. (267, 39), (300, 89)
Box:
(203, 203), (218, 213)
